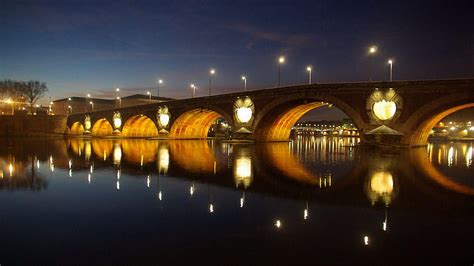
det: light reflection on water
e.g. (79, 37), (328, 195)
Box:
(0, 137), (473, 265)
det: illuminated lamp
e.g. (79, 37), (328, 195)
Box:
(234, 157), (253, 188)
(373, 100), (396, 121)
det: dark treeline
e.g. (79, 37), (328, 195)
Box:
(0, 79), (48, 113)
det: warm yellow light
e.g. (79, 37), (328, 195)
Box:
(89, 101), (93, 105)
(388, 59), (393, 65)
(113, 144), (122, 165)
(209, 203), (214, 213)
(236, 107), (253, 123)
(190, 84), (195, 88)
(373, 99), (396, 120)
(364, 236), (369, 245)
(116, 88), (120, 92)
(159, 113), (170, 127)
(6, 98), (12, 104)
(158, 79), (163, 84)
(303, 209), (308, 220)
(234, 157), (253, 188)
(210, 69), (215, 75)
(113, 117), (122, 129)
(469, 126), (474, 131)
(87, 94), (91, 97)
(370, 171), (394, 194)
(306, 66), (312, 71)
(278, 56), (285, 64)
(158, 146), (169, 174)
(147, 91), (150, 95)
(275, 219), (282, 228)
(8, 163), (13, 176)
(369, 46), (377, 54)
(241, 76), (246, 80)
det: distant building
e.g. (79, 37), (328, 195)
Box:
(293, 119), (359, 136)
(52, 94), (174, 115)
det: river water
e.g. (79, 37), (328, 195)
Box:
(0, 137), (473, 265)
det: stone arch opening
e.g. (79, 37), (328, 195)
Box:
(122, 115), (159, 138)
(70, 122), (85, 135)
(254, 99), (360, 141)
(170, 108), (229, 139)
(407, 103), (474, 146)
(91, 118), (113, 137)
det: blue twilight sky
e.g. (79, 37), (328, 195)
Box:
(1, 0), (473, 106)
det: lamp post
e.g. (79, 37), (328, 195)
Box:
(116, 97), (121, 108)
(147, 91), (151, 103)
(157, 79), (163, 101)
(387, 59), (394, 81)
(86, 94), (91, 112)
(209, 69), (215, 96)
(241, 76), (247, 91)
(90, 101), (94, 112)
(306, 66), (312, 84)
(115, 88), (120, 107)
(278, 56), (285, 86)
(368, 45), (377, 81)
(190, 84), (196, 98)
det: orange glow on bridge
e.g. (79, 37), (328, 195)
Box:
(91, 118), (113, 136)
(122, 115), (159, 138)
(170, 109), (222, 139)
(70, 122), (85, 135)
(255, 102), (325, 141)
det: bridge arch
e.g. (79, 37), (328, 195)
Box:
(91, 118), (113, 137)
(402, 93), (474, 146)
(122, 115), (158, 138)
(253, 94), (364, 141)
(70, 122), (85, 135)
(169, 106), (232, 139)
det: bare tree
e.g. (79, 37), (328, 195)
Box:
(20, 80), (48, 112)
(0, 79), (24, 99)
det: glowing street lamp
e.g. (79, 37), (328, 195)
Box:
(157, 79), (163, 101)
(68, 105), (72, 115)
(306, 66), (312, 84)
(387, 59), (394, 81)
(6, 98), (14, 115)
(278, 56), (285, 86)
(241, 76), (247, 91)
(368, 45), (377, 81)
(190, 84), (196, 98)
(86, 94), (91, 112)
(89, 101), (94, 111)
(147, 91), (151, 103)
(209, 69), (215, 96)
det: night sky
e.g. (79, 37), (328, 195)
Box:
(1, 0), (473, 113)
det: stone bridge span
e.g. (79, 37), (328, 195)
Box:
(67, 79), (474, 147)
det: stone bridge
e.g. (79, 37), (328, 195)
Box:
(67, 79), (474, 147)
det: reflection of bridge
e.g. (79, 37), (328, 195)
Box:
(67, 79), (474, 146)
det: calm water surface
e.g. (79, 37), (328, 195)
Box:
(0, 137), (473, 265)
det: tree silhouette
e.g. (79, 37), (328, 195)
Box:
(20, 80), (48, 113)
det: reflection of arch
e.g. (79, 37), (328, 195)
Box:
(410, 147), (474, 196)
(254, 96), (361, 141)
(259, 142), (320, 185)
(170, 108), (225, 139)
(121, 139), (159, 164)
(168, 141), (216, 173)
(91, 139), (114, 160)
(91, 119), (113, 137)
(402, 93), (474, 146)
(70, 122), (85, 135)
(122, 115), (158, 138)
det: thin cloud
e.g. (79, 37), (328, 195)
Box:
(226, 23), (317, 48)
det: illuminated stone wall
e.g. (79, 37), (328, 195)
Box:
(0, 115), (67, 136)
